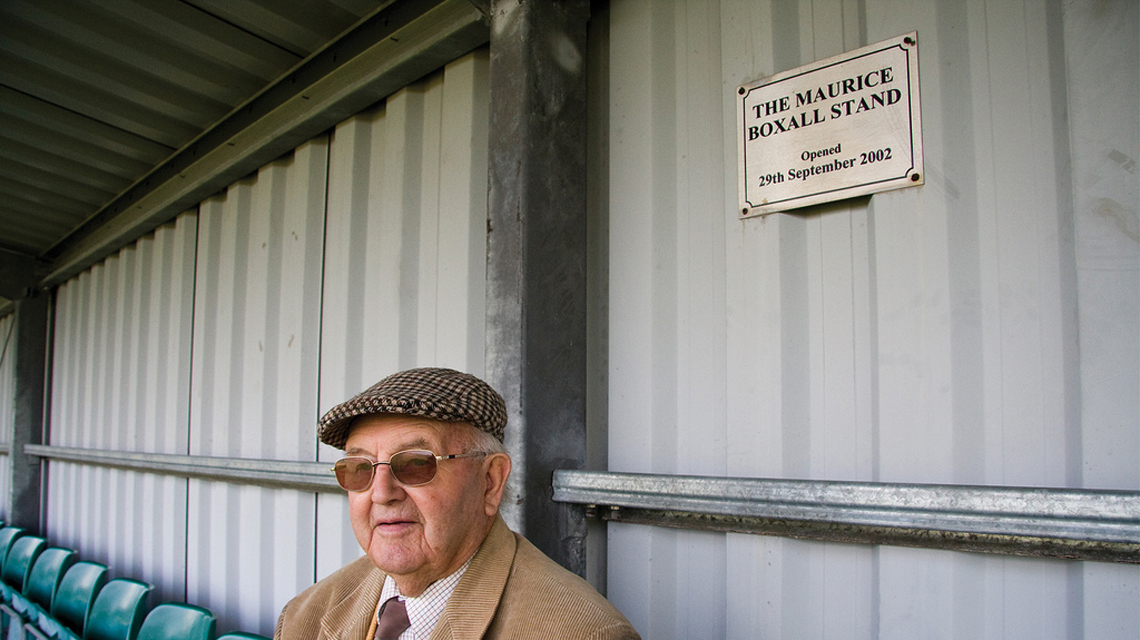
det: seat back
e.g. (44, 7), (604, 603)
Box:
(49, 561), (109, 636)
(82, 578), (152, 640)
(136, 604), (215, 640)
(25, 547), (78, 610)
(0, 527), (26, 569)
(1, 536), (46, 592)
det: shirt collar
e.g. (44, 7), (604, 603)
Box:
(379, 558), (473, 639)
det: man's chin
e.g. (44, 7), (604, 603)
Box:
(369, 542), (425, 577)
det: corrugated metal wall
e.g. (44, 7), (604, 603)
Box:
(594, 0), (1138, 639)
(185, 136), (328, 632)
(48, 214), (198, 597)
(43, 50), (489, 637)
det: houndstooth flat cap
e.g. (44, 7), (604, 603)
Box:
(318, 367), (507, 449)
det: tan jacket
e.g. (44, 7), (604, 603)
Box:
(275, 516), (640, 640)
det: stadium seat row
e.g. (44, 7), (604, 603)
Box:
(0, 524), (268, 640)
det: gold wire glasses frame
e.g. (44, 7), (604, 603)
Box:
(331, 450), (487, 490)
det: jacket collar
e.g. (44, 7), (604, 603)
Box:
(429, 515), (516, 640)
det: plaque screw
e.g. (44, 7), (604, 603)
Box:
(904, 36), (915, 46)
(910, 173), (921, 181)
(742, 207), (750, 214)
(738, 87), (746, 95)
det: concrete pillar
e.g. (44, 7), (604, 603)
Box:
(485, 0), (591, 575)
(8, 292), (48, 531)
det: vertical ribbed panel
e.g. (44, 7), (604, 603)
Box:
(316, 51), (490, 579)
(1066, 4), (1140, 637)
(0, 312), (14, 520)
(186, 137), (327, 634)
(596, 0), (1137, 639)
(46, 213), (197, 599)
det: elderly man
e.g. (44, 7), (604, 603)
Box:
(275, 367), (639, 640)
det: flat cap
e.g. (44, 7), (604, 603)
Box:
(318, 367), (507, 449)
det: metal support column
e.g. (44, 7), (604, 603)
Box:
(485, 0), (591, 576)
(9, 291), (48, 530)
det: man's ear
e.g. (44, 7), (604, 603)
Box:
(482, 453), (512, 516)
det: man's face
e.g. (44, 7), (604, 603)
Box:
(343, 414), (508, 596)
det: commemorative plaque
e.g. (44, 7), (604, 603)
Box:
(738, 32), (923, 217)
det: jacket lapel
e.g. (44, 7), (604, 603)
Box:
(429, 516), (517, 640)
(320, 561), (386, 640)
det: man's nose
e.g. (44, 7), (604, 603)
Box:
(369, 463), (407, 501)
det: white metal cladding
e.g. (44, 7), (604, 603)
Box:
(41, 50), (490, 637)
(46, 215), (197, 600)
(185, 136), (329, 634)
(594, 0), (1137, 639)
(0, 312), (14, 519)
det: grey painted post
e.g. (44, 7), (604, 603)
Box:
(485, 0), (591, 576)
(9, 292), (48, 530)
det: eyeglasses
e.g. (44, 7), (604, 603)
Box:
(331, 450), (487, 491)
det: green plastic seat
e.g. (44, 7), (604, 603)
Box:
(0, 537), (50, 636)
(215, 634), (268, 640)
(82, 578), (152, 640)
(2, 536), (47, 595)
(0, 535), (45, 635)
(46, 562), (109, 638)
(136, 604), (214, 640)
(0, 528), (27, 570)
(22, 548), (78, 621)
(0, 526), (25, 633)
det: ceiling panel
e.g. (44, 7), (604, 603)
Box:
(0, 0), (387, 266)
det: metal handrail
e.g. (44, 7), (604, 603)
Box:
(24, 444), (340, 492)
(553, 469), (1140, 564)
